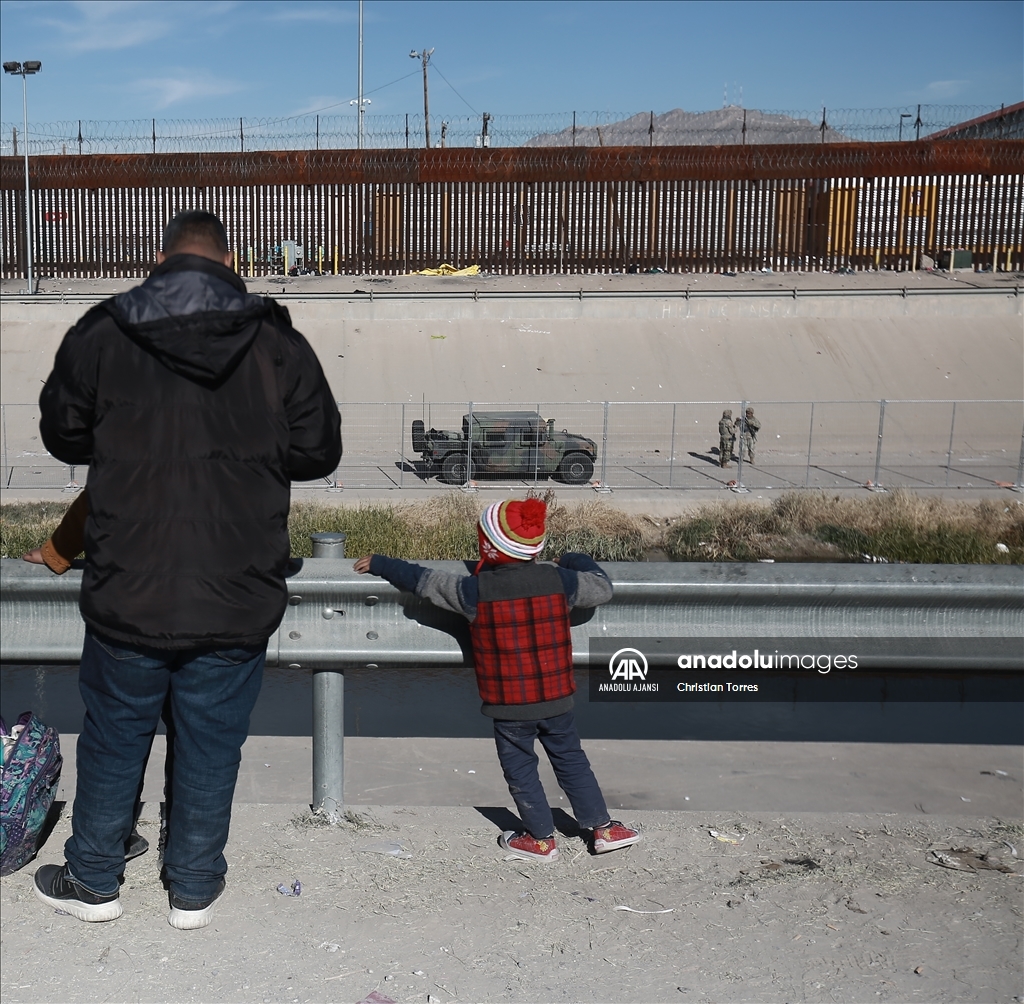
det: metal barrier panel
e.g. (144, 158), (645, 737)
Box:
(602, 402), (676, 489)
(873, 400), (1024, 489)
(3, 399), (1022, 494)
(804, 400), (887, 489)
(944, 400), (1024, 488)
(0, 403), (77, 490)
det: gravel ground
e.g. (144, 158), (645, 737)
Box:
(2, 804), (1021, 1004)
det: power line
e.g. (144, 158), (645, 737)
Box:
(296, 69), (422, 118)
(430, 61), (478, 116)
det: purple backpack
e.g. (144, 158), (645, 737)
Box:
(1, 713), (63, 876)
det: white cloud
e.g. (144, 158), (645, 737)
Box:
(265, 5), (356, 23)
(134, 72), (244, 110)
(40, 1), (172, 52)
(923, 80), (970, 100)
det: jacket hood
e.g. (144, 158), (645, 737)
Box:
(107, 254), (270, 386)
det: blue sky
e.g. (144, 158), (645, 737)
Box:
(1, 0), (1021, 124)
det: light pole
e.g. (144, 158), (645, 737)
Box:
(3, 60), (41, 293)
(409, 48), (434, 148)
(357, 0), (365, 148)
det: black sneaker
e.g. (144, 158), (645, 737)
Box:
(33, 863), (123, 923)
(168, 879), (225, 930)
(124, 829), (149, 862)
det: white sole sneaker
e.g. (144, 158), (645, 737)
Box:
(168, 903), (216, 930)
(33, 871), (123, 923)
(167, 880), (224, 930)
(498, 831), (560, 863)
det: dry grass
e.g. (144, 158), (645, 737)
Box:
(2, 491), (1021, 564)
(662, 491), (1024, 564)
(289, 489), (652, 561)
(0, 500), (75, 562)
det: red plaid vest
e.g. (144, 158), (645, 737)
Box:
(469, 562), (575, 707)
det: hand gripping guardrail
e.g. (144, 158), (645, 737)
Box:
(2, 558), (1022, 819)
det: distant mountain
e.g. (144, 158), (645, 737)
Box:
(527, 107), (847, 146)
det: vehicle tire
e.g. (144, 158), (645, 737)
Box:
(411, 419), (427, 453)
(440, 453), (475, 485)
(558, 452), (594, 485)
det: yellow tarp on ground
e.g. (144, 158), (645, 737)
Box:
(410, 263), (480, 276)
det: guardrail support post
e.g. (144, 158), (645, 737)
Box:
(312, 668), (345, 820)
(400, 403), (405, 489)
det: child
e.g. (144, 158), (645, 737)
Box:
(354, 498), (640, 862)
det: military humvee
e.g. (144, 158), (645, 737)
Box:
(411, 411), (597, 485)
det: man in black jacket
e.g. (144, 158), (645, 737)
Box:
(33, 211), (342, 929)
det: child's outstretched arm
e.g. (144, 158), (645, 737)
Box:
(354, 554), (478, 620)
(556, 552), (614, 609)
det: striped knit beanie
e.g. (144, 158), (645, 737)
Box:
(478, 499), (547, 561)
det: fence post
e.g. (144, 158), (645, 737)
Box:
(736, 400), (747, 488)
(534, 403), (541, 485)
(312, 669), (344, 820)
(600, 402), (609, 488)
(805, 401), (815, 487)
(466, 401), (473, 485)
(945, 401), (957, 487)
(400, 403), (405, 489)
(668, 403), (677, 488)
(872, 399), (887, 489)
(1, 404), (7, 488)
(1015, 419), (1024, 493)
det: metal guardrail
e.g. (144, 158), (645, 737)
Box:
(2, 558), (1022, 817)
(1, 285), (1020, 306)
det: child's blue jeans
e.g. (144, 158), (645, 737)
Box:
(492, 709), (609, 839)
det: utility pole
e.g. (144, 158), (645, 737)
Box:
(410, 48), (434, 147)
(3, 60), (41, 293)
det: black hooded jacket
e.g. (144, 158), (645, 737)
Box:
(39, 254), (342, 650)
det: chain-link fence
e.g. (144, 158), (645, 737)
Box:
(4, 400), (1021, 495)
(1, 106), (1010, 157)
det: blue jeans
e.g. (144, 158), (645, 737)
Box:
(493, 710), (609, 839)
(65, 631), (265, 902)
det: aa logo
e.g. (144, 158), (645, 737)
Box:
(608, 647), (648, 681)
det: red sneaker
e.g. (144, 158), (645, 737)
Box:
(592, 821), (641, 854)
(499, 831), (559, 863)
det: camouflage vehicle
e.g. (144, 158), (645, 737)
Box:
(411, 411), (597, 485)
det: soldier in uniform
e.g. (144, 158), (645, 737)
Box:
(718, 409), (736, 467)
(737, 407), (761, 464)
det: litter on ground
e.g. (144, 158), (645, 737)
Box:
(614, 905), (674, 914)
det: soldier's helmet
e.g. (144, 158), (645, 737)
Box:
(722, 409), (732, 418)
(745, 407), (755, 416)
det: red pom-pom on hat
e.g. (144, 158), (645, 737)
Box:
(479, 498), (547, 560)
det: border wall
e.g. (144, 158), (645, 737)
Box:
(2, 142), (1022, 278)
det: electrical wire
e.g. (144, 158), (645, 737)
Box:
(296, 69), (422, 117)
(430, 61), (479, 116)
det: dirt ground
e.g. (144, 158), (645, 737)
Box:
(2, 804), (1021, 1004)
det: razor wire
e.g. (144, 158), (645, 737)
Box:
(0, 105), (1010, 157)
